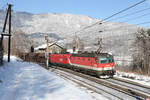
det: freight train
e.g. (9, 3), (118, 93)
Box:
(49, 52), (115, 77)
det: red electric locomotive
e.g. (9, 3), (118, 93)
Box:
(49, 52), (115, 77)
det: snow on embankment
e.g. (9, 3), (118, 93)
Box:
(115, 71), (150, 87)
(0, 56), (94, 100)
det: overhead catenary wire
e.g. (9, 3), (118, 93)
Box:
(99, 0), (147, 22)
(74, 0), (147, 34)
(101, 21), (150, 33)
(107, 7), (150, 22)
(122, 12), (150, 22)
(96, 5), (150, 32)
(100, 12), (150, 32)
(96, 7), (150, 32)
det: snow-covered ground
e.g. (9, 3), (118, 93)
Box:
(1, 55), (150, 100)
(115, 71), (150, 87)
(0, 56), (107, 100)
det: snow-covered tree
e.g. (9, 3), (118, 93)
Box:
(133, 28), (150, 75)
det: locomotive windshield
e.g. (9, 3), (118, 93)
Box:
(99, 57), (114, 64)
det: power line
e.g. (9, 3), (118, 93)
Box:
(74, 0), (147, 34)
(108, 7), (150, 22)
(100, 9), (150, 32)
(103, 12), (150, 31)
(102, 21), (150, 33)
(99, 9), (150, 32)
(122, 12), (150, 22)
(65, 0), (148, 43)
(100, 0), (147, 22)
(70, 21), (150, 47)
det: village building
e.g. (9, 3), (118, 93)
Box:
(35, 42), (65, 53)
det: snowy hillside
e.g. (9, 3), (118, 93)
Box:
(0, 10), (141, 65)
(22, 13), (98, 35)
(0, 56), (109, 100)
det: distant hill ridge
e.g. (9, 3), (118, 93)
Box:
(0, 10), (141, 65)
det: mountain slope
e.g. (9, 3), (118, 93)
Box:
(0, 10), (140, 65)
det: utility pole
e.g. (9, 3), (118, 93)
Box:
(96, 37), (102, 54)
(8, 4), (12, 62)
(1, 4), (12, 62)
(45, 34), (49, 69)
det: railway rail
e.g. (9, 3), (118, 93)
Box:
(18, 53), (150, 99)
(49, 65), (150, 100)
(112, 77), (150, 90)
(107, 78), (150, 96)
(52, 68), (125, 100)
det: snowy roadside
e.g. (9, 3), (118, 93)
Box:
(0, 56), (107, 100)
(115, 71), (150, 87)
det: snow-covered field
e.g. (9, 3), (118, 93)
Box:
(0, 56), (107, 100)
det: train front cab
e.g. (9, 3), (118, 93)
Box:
(96, 56), (115, 77)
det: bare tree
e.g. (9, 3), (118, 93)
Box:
(133, 28), (150, 75)
(3, 29), (33, 55)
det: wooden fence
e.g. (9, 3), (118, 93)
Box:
(18, 52), (46, 65)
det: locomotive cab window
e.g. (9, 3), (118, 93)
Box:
(99, 58), (108, 64)
(99, 57), (114, 63)
(108, 58), (114, 63)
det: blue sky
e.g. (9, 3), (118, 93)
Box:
(1, 0), (150, 26)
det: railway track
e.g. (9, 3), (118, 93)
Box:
(106, 78), (150, 96)
(49, 66), (150, 100)
(29, 58), (150, 100)
(53, 69), (123, 100)
(113, 77), (150, 90)
(18, 53), (150, 100)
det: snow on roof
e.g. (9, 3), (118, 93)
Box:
(35, 40), (65, 51)
(0, 56), (100, 100)
(34, 44), (47, 50)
